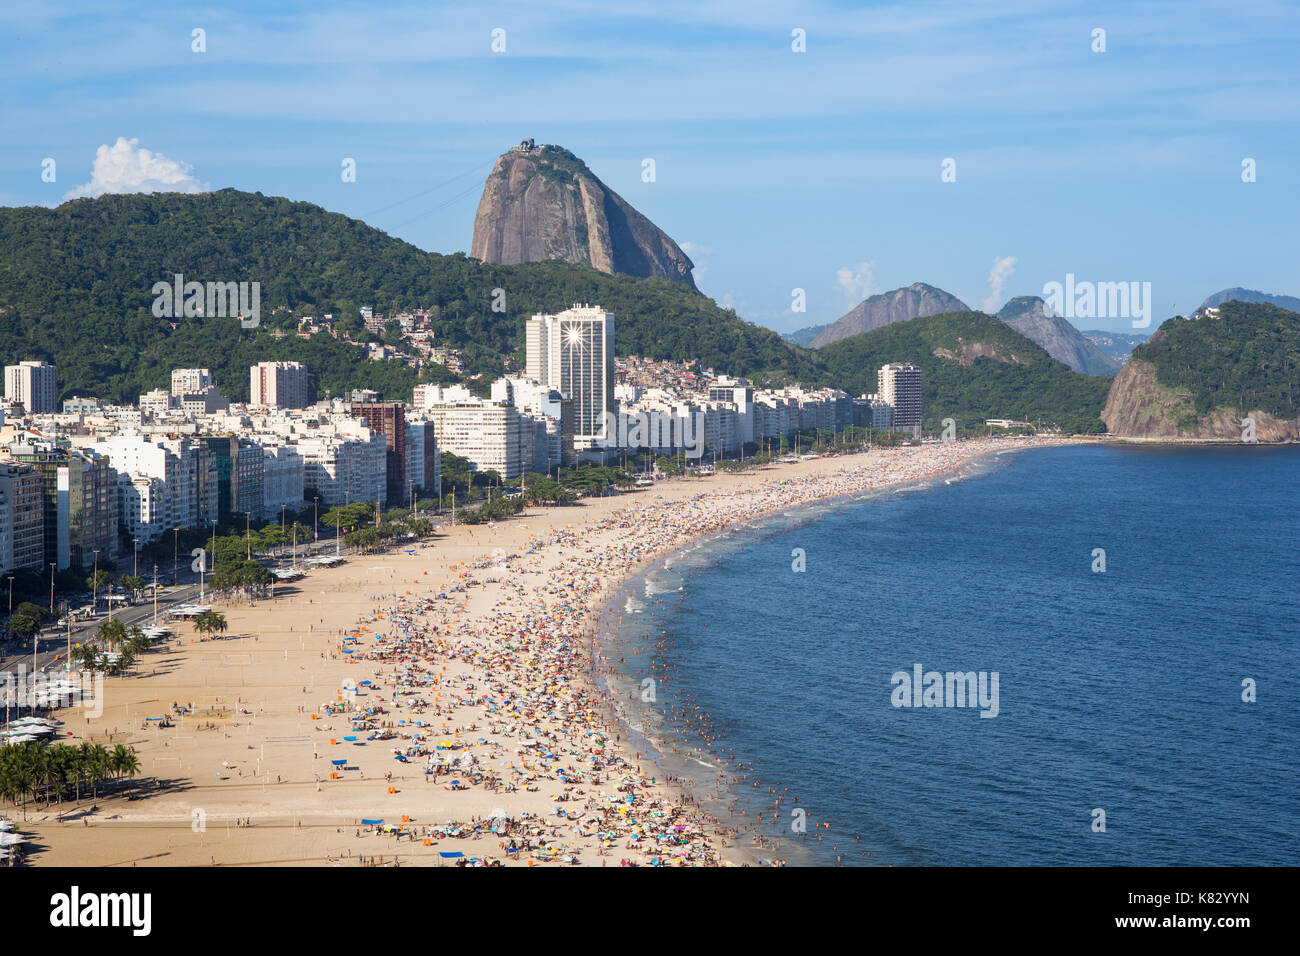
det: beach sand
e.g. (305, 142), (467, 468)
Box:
(14, 438), (1065, 867)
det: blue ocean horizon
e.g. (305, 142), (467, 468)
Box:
(598, 443), (1300, 866)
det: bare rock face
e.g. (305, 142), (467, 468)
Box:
(931, 341), (1029, 367)
(470, 142), (695, 289)
(1101, 357), (1300, 440)
(810, 283), (967, 348)
(998, 296), (1120, 375)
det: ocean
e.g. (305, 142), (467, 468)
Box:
(597, 443), (1300, 865)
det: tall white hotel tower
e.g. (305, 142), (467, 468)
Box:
(526, 305), (614, 452)
(877, 363), (922, 430)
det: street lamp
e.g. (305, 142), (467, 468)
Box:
(133, 537), (140, 578)
(92, 549), (100, 614)
(49, 563), (56, 614)
(7, 575), (13, 618)
(313, 496), (319, 543)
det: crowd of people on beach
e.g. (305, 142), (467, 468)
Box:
(321, 439), (1056, 865)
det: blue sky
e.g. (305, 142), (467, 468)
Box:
(1, 0), (1297, 334)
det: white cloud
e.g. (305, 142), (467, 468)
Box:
(836, 261), (876, 305)
(983, 256), (1017, 312)
(63, 137), (210, 200)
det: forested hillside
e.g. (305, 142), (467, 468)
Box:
(0, 190), (820, 403)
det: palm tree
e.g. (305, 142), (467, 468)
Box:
(47, 745), (75, 807)
(118, 575), (145, 603)
(125, 626), (149, 656)
(111, 745), (140, 789)
(32, 746), (56, 808)
(70, 643), (99, 672)
(82, 743), (111, 801)
(96, 617), (126, 650)
(193, 609), (228, 640)
(1, 741), (45, 817)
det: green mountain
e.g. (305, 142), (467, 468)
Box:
(1102, 301), (1300, 440)
(815, 310), (1111, 433)
(0, 189), (819, 404)
(810, 282), (968, 348)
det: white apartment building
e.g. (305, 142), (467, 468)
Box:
(297, 431), (386, 507)
(5, 361), (57, 415)
(413, 383), (477, 409)
(423, 400), (524, 479)
(754, 395), (793, 441)
(93, 434), (217, 541)
(261, 444), (305, 519)
(490, 376), (573, 471)
(250, 361), (311, 409)
(708, 376), (757, 446)
(118, 475), (166, 544)
(139, 389), (174, 418)
(858, 395), (894, 429)
(171, 368), (213, 396)
(525, 305), (614, 451)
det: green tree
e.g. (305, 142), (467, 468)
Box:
(118, 575), (145, 602)
(96, 618), (127, 650)
(7, 614), (39, 640)
(192, 609), (228, 639)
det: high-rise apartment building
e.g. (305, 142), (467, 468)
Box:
(877, 363), (922, 430)
(250, 361), (310, 409)
(200, 436), (266, 524)
(93, 434), (217, 542)
(348, 402), (407, 508)
(5, 361), (57, 414)
(525, 305), (614, 451)
(7, 444), (119, 571)
(0, 462), (46, 573)
(423, 401), (525, 479)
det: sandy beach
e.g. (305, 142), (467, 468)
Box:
(10, 437), (1066, 867)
